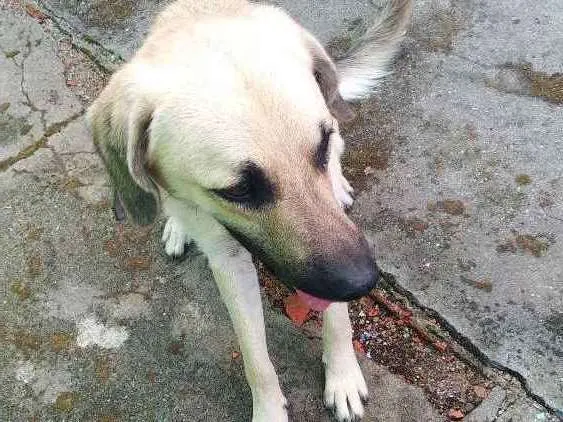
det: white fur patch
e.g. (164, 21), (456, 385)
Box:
(252, 391), (289, 422)
(324, 356), (368, 421)
(339, 69), (391, 101)
(76, 316), (128, 349)
(328, 133), (354, 207)
(161, 216), (191, 257)
(323, 303), (368, 421)
(331, 170), (354, 207)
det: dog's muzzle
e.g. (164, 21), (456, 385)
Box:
(296, 239), (380, 302)
(224, 222), (379, 302)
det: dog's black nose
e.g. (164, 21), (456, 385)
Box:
(297, 250), (380, 302)
(332, 258), (380, 301)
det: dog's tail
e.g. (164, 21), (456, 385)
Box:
(336, 0), (412, 101)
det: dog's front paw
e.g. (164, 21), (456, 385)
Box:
(333, 173), (354, 208)
(252, 391), (288, 422)
(161, 217), (191, 257)
(323, 355), (368, 421)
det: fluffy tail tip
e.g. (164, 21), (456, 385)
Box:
(336, 0), (413, 101)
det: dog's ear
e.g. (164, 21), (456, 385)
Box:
(88, 98), (159, 225)
(304, 34), (355, 122)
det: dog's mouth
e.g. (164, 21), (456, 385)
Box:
(295, 289), (334, 311)
(220, 215), (377, 305)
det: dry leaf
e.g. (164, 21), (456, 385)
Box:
(25, 4), (47, 22)
(447, 408), (464, 420)
(284, 294), (310, 326)
(353, 340), (365, 354)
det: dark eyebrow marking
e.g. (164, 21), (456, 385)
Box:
(213, 161), (276, 209)
(314, 123), (333, 171)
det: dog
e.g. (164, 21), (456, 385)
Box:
(87, 1), (411, 420)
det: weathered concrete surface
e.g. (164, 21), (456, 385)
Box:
(0, 2), (443, 421)
(0, 7), (82, 161)
(36, 0), (376, 65)
(0, 156), (440, 421)
(1, 0), (561, 420)
(37, 0), (164, 64)
(465, 386), (506, 422)
(346, 0), (563, 413)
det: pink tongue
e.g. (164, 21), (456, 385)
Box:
(296, 289), (333, 312)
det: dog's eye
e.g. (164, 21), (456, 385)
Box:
(314, 124), (333, 171)
(213, 162), (275, 209)
(215, 180), (252, 203)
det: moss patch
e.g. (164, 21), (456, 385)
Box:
(26, 254), (43, 277)
(5, 50), (20, 58)
(340, 97), (397, 191)
(491, 63), (563, 105)
(398, 217), (429, 238)
(515, 174), (532, 186)
(25, 224), (43, 241)
(95, 355), (111, 383)
(10, 280), (31, 300)
(54, 392), (78, 413)
(342, 143), (391, 190)
(51, 332), (74, 352)
(460, 275), (493, 292)
(515, 234), (551, 257)
(428, 199), (466, 216)
(496, 232), (554, 257)
(527, 69), (563, 104)
(413, 4), (466, 53)
(0, 113), (34, 146)
(86, 0), (135, 29)
(12, 330), (42, 354)
(0, 111), (83, 172)
(59, 176), (85, 194)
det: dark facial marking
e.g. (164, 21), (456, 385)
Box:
(103, 142), (157, 225)
(213, 161), (276, 209)
(314, 123), (333, 171)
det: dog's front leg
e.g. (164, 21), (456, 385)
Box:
(323, 302), (368, 421)
(163, 198), (287, 421)
(209, 249), (288, 422)
(161, 216), (192, 257)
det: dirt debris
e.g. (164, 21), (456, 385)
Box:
(496, 232), (554, 257)
(257, 261), (491, 417)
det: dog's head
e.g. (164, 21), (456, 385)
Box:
(88, 6), (381, 302)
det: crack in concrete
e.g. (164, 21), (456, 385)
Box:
(452, 52), (497, 70)
(46, 143), (69, 178)
(19, 40), (48, 131)
(57, 150), (96, 156)
(381, 271), (560, 417)
(1, 6), (89, 173)
(2, 36), (41, 123)
(2, 29), (50, 127)
(12, 1), (562, 419)
(0, 110), (85, 172)
(34, 0), (125, 73)
(492, 395), (519, 422)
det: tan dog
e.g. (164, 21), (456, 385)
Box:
(88, 1), (411, 420)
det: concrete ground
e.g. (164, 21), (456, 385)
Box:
(0, 0), (561, 421)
